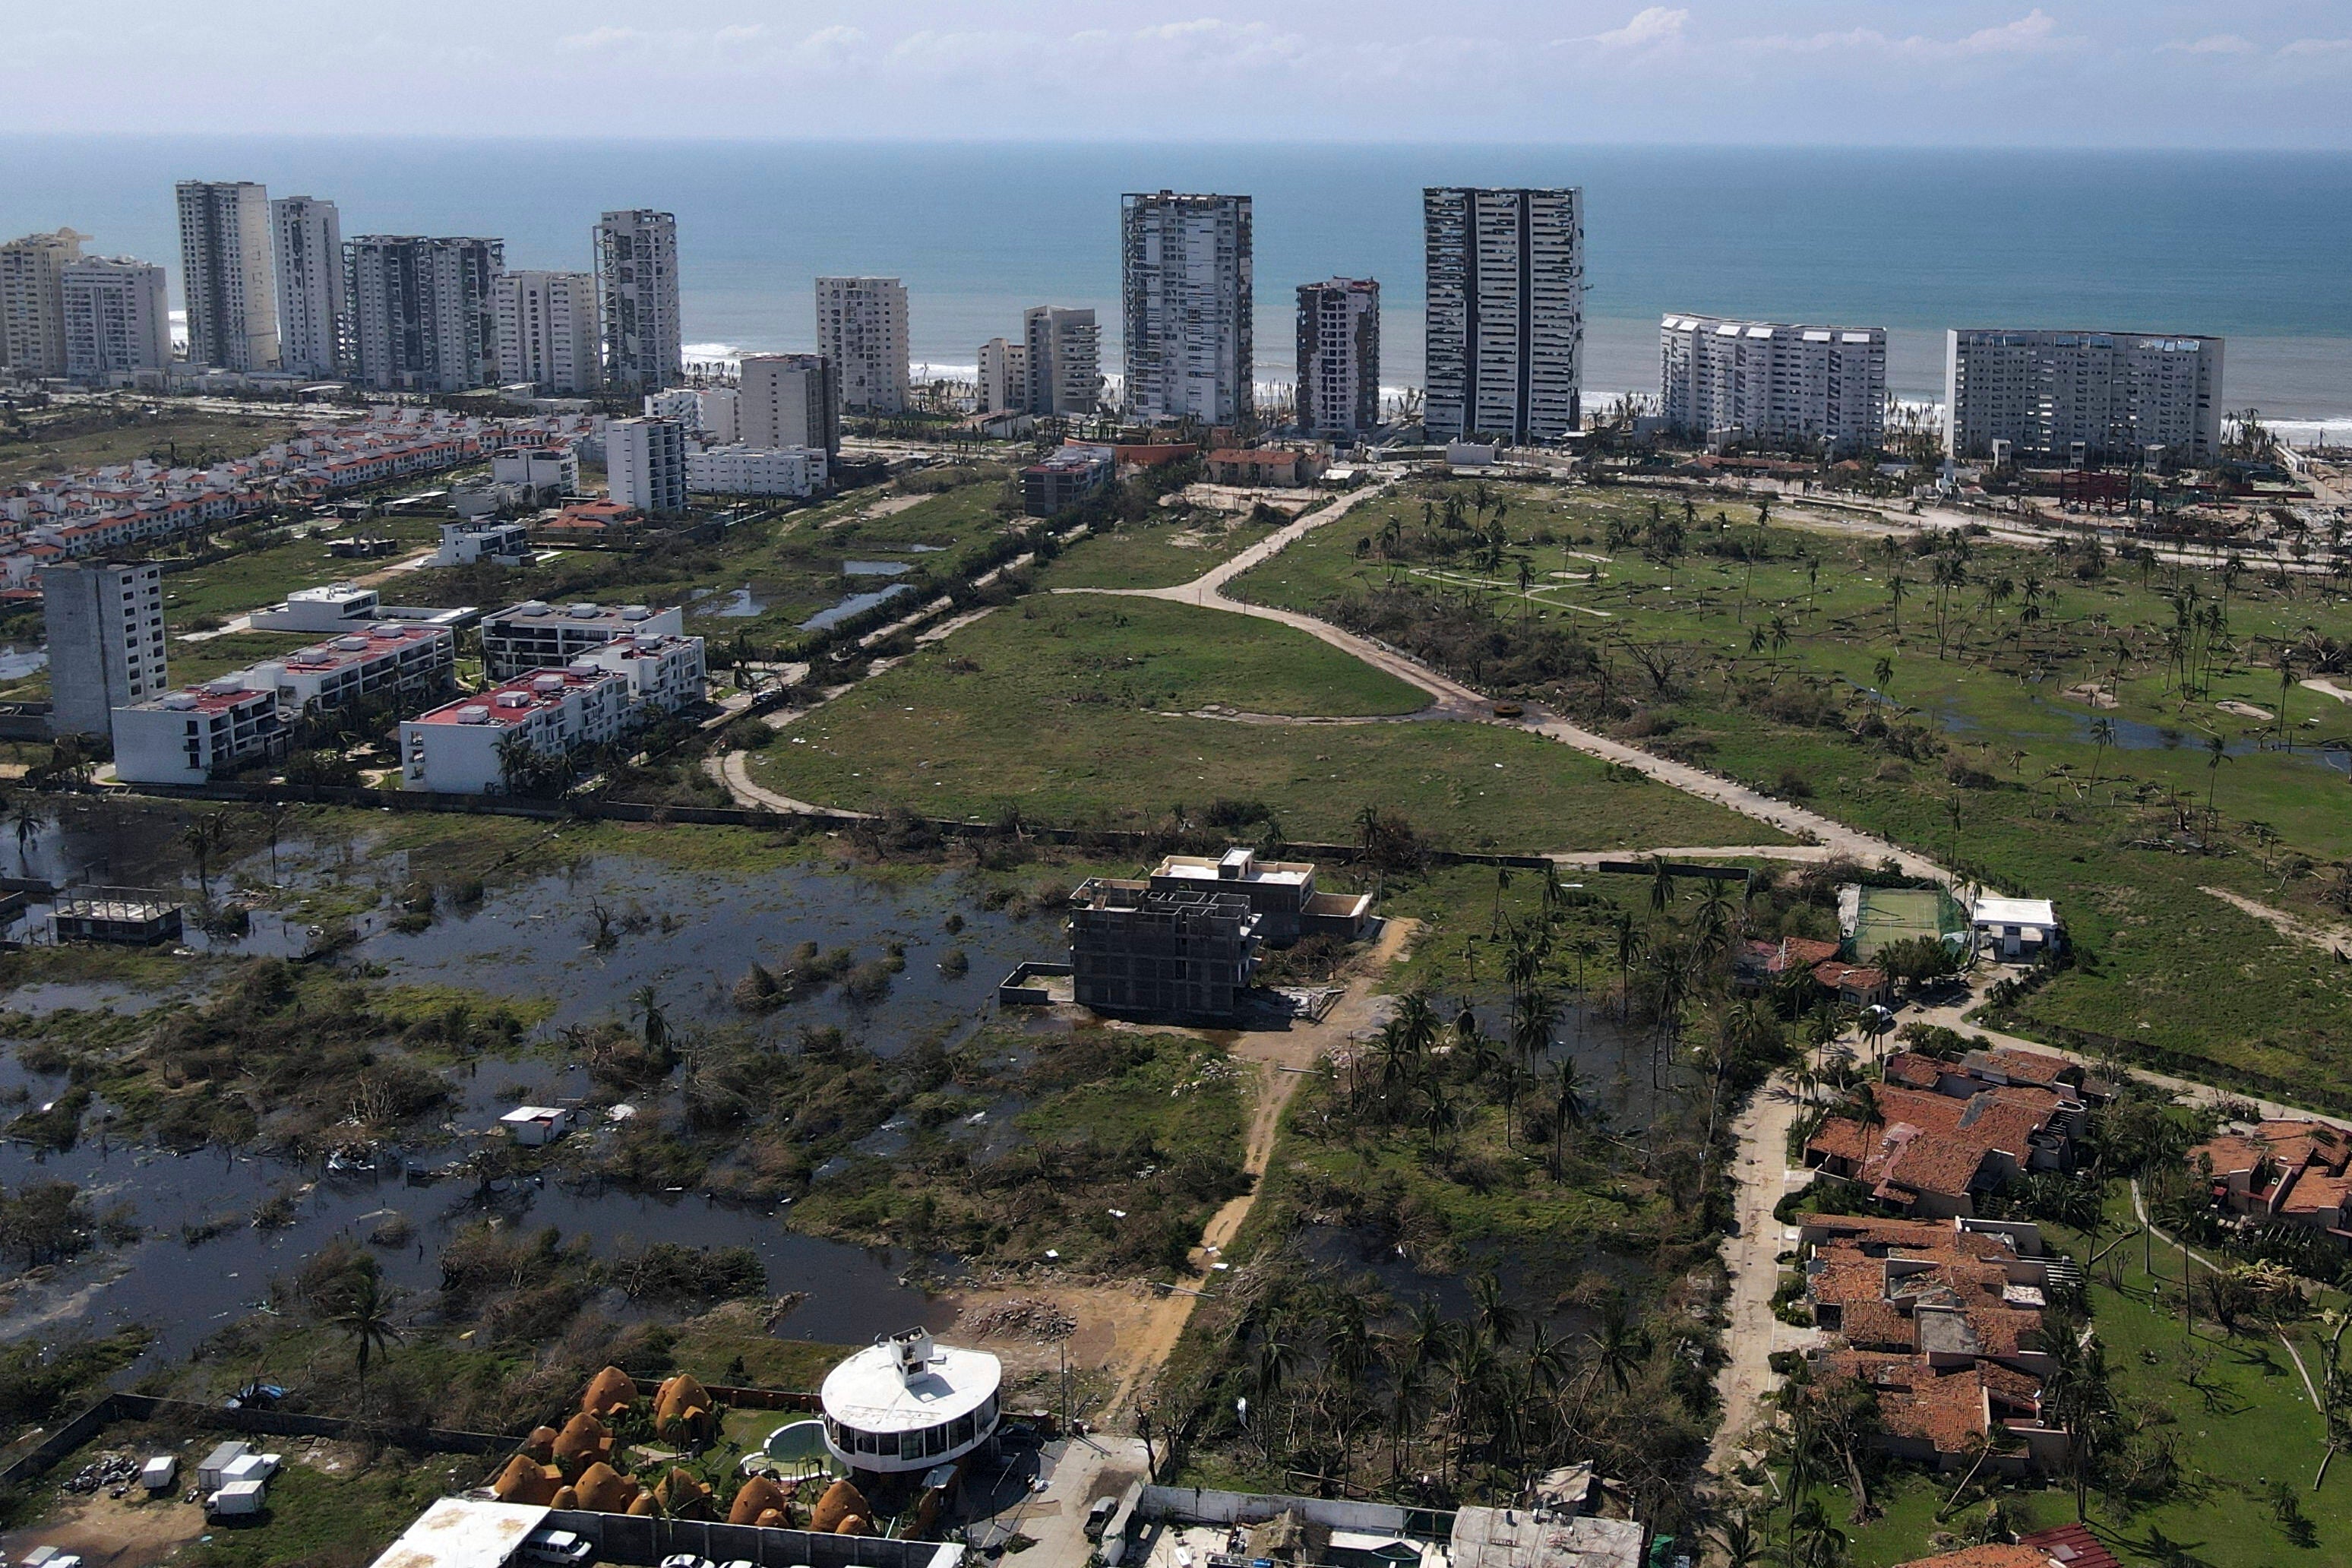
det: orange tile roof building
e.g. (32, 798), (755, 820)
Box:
(2188, 1118), (2352, 1242)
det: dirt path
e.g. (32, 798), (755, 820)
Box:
(1706, 1072), (1809, 1486)
(1099, 917), (1416, 1421)
(2200, 885), (2352, 959)
(704, 748), (871, 818)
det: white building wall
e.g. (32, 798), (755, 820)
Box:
(1296, 278), (1380, 440)
(1121, 192), (1251, 426)
(113, 687), (282, 784)
(1023, 305), (1099, 417)
(343, 236), (504, 394)
(60, 258), (170, 380)
(41, 559), (166, 738)
(0, 229), (86, 377)
(606, 417), (687, 512)
(399, 669), (634, 794)
(176, 182), (280, 371)
(1424, 188), (1582, 443)
(739, 354), (839, 454)
(684, 444), (827, 497)
(1658, 315), (1888, 454)
(594, 210), (682, 395)
(976, 337), (1028, 415)
(815, 277), (909, 416)
(1945, 329), (2225, 466)
(270, 196), (345, 378)
(495, 270), (600, 395)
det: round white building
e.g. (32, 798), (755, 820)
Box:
(820, 1327), (1002, 1474)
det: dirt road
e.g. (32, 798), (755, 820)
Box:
(1098, 916), (1415, 1420)
(1706, 1072), (1809, 1485)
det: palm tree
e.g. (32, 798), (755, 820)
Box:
(257, 801), (294, 884)
(630, 984), (670, 1054)
(1587, 1288), (1645, 1396)
(1647, 855), (1677, 915)
(1871, 654), (1895, 694)
(1887, 572), (1908, 633)
(180, 814), (224, 898)
(1468, 1269), (1521, 1348)
(2204, 732), (2232, 826)
(11, 799), (46, 878)
(327, 1269), (403, 1402)
(1611, 911), (1641, 1023)
(2087, 716), (2116, 792)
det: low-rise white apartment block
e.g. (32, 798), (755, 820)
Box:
(60, 258), (170, 381)
(577, 630), (707, 712)
(433, 520), (532, 567)
(814, 277), (909, 416)
(479, 599), (682, 678)
(697, 386), (739, 443)
(605, 416), (687, 513)
(684, 444), (827, 498)
(247, 580), (473, 634)
(112, 680), (285, 785)
(248, 623), (455, 714)
(494, 270), (601, 396)
(488, 445), (578, 498)
(1659, 315), (1888, 454)
(1945, 328), (2224, 466)
(399, 665), (633, 795)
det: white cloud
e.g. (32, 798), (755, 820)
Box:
(1580, 7), (1688, 49)
(1741, 8), (2079, 60)
(558, 25), (644, 52)
(2159, 33), (2258, 55)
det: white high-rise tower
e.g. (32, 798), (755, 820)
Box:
(270, 195), (346, 378)
(1423, 187), (1583, 444)
(1121, 191), (1252, 426)
(175, 181), (279, 371)
(594, 210), (682, 395)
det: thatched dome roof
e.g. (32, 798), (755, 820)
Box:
(581, 1365), (637, 1417)
(811, 1478), (871, 1535)
(729, 1475), (791, 1526)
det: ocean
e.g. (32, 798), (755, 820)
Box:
(5, 138), (2350, 423)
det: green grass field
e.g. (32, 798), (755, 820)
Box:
(1036, 511), (1281, 590)
(747, 595), (1784, 850)
(1225, 479), (2352, 1101)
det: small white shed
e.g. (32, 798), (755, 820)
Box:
(1973, 895), (2062, 959)
(499, 1106), (574, 1146)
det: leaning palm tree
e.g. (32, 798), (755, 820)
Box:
(630, 984), (670, 1054)
(2086, 716), (2117, 792)
(179, 814), (223, 898)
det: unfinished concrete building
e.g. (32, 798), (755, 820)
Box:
(1068, 880), (1260, 1021)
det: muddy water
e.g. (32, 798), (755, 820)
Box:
(0, 846), (1064, 1372)
(352, 857), (1044, 1045)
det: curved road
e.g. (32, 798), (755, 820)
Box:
(1068, 482), (1952, 881)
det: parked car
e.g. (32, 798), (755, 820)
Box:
(659, 1555), (714, 1568)
(1084, 1497), (1120, 1540)
(523, 1532), (595, 1566)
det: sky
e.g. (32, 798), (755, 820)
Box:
(9, 1), (2348, 146)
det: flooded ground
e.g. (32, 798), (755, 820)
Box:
(801, 583), (912, 631)
(0, 822), (1072, 1374)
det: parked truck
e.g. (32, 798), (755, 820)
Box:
(207, 1479), (268, 1519)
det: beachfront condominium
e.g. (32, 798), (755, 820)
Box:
(0, 228), (87, 376)
(1423, 187), (1582, 444)
(739, 352), (839, 454)
(1023, 305), (1101, 417)
(1946, 328), (2225, 467)
(1658, 315), (1888, 455)
(1121, 191), (1252, 427)
(61, 257), (171, 380)
(41, 560), (166, 739)
(815, 277), (909, 416)
(270, 196), (344, 378)
(595, 210), (682, 395)
(175, 181), (279, 371)
(494, 270), (602, 395)
(343, 236), (504, 394)
(1295, 278), (1380, 441)
(976, 337), (1028, 415)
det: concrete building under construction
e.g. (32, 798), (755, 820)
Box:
(1068, 880), (1262, 1021)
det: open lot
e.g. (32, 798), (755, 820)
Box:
(747, 593), (1783, 850)
(0, 406), (306, 487)
(1226, 477), (2352, 1102)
